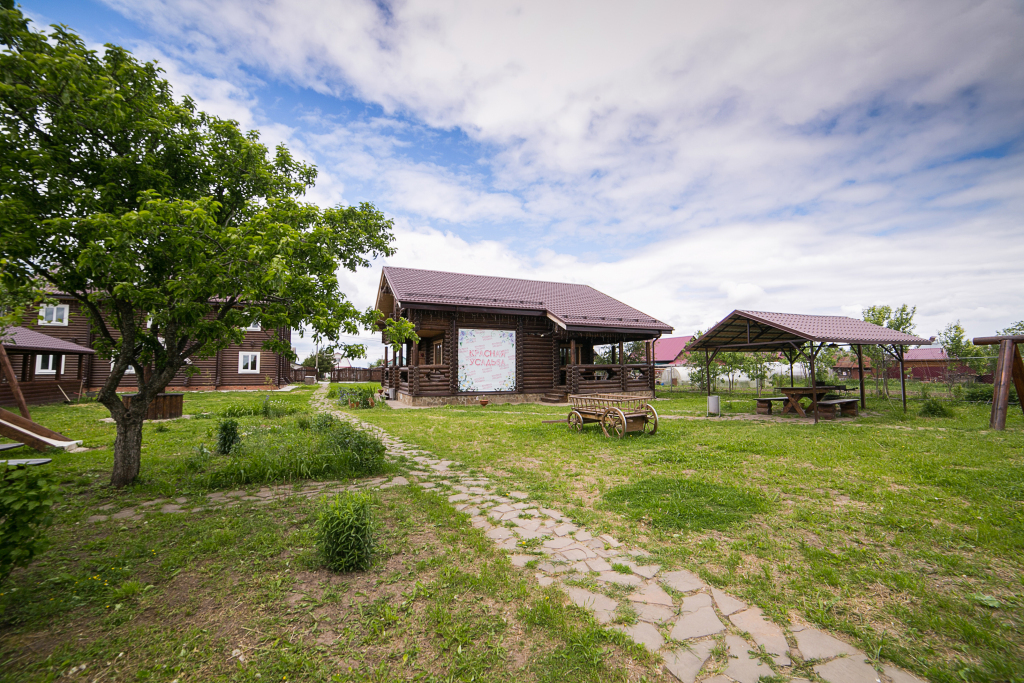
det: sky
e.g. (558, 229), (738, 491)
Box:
(21, 0), (1024, 364)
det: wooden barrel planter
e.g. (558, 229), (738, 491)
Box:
(121, 393), (184, 420)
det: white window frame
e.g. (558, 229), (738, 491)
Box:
(36, 354), (66, 375)
(38, 304), (69, 326)
(245, 321), (261, 331)
(239, 352), (261, 374)
(110, 361), (135, 375)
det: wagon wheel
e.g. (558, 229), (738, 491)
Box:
(643, 404), (659, 435)
(601, 407), (627, 438)
(567, 410), (584, 432)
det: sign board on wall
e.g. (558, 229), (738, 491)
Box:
(458, 329), (516, 392)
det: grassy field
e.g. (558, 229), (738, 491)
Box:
(0, 387), (655, 682)
(342, 390), (1024, 682)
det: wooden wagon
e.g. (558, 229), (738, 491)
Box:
(567, 393), (659, 438)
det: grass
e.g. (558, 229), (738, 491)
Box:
(0, 387), (656, 682)
(342, 389), (1024, 682)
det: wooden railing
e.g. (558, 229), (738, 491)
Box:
(330, 367), (382, 382)
(565, 364), (653, 395)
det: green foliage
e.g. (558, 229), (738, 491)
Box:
(999, 321), (1024, 336)
(862, 304), (917, 396)
(963, 384), (1018, 405)
(202, 417), (388, 487)
(381, 316), (420, 351)
(215, 419), (241, 455)
(601, 477), (770, 533)
(316, 492), (375, 572)
(0, 465), (60, 585)
(221, 394), (301, 418)
(0, 6), (395, 486)
(339, 386), (379, 409)
(302, 347), (336, 370)
(919, 399), (955, 418)
(938, 321), (991, 382)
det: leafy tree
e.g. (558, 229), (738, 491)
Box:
(862, 304), (916, 397)
(1000, 321), (1024, 336)
(742, 351), (775, 396)
(718, 351), (745, 392)
(302, 347), (337, 371)
(937, 321), (986, 389)
(0, 7), (395, 487)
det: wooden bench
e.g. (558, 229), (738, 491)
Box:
(816, 398), (859, 419)
(755, 397), (789, 415)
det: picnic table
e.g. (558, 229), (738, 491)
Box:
(777, 385), (847, 418)
(567, 393), (658, 438)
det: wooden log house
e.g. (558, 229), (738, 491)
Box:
(7, 294), (293, 399)
(375, 267), (672, 406)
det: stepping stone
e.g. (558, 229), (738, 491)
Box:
(539, 507), (565, 519)
(670, 606), (725, 640)
(514, 529), (550, 540)
(159, 504), (184, 513)
(486, 527), (513, 540)
(575, 531), (593, 541)
(513, 518), (541, 531)
(883, 665), (927, 683)
(635, 602), (675, 623)
(793, 626), (857, 660)
(464, 506), (481, 516)
(537, 562), (570, 574)
(174, 497), (187, 504)
(111, 508), (137, 520)
(814, 657), (881, 683)
(729, 608), (791, 666)
(559, 548), (592, 561)
(467, 486), (487, 494)
(512, 503), (530, 510)
(630, 563), (661, 579)
(724, 634), (773, 683)
(448, 493), (470, 502)
(701, 677), (732, 683)
(537, 575), (556, 587)
(87, 515), (108, 523)
(139, 499), (165, 507)
(571, 561), (590, 573)
(680, 592), (713, 612)
(508, 554), (533, 567)
(389, 476), (409, 486)
(585, 558), (612, 573)
(661, 569), (705, 593)
(711, 587), (746, 616)
(492, 504), (515, 514)
(509, 491), (529, 499)
(629, 584), (674, 606)
(613, 621), (664, 652)
(565, 586), (617, 613)
(417, 482), (436, 489)
(543, 537), (574, 550)
(97, 504), (115, 511)
(497, 538), (520, 550)
(226, 490), (245, 497)
(662, 641), (714, 683)
(599, 534), (621, 547)
(596, 571), (642, 587)
(522, 508), (540, 517)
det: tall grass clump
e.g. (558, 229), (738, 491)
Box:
(203, 417), (389, 488)
(216, 419), (241, 454)
(222, 394), (300, 418)
(919, 398), (955, 418)
(316, 492), (375, 572)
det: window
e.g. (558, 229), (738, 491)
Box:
(38, 305), (69, 326)
(239, 352), (260, 373)
(36, 354), (66, 374)
(245, 321), (261, 331)
(109, 361), (135, 375)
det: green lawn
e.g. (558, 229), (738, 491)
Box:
(0, 387), (655, 682)
(340, 390), (1024, 682)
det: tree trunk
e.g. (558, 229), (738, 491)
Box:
(110, 412), (145, 487)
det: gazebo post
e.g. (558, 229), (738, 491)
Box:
(898, 346), (907, 412)
(705, 348), (711, 397)
(789, 351), (794, 387)
(856, 344), (866, 410)
(0, 344), (30, 419)
(810, 342), (818, 424)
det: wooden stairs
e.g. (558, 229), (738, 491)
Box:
(541, 391), (568, 404)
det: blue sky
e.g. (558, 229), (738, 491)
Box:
(21, 0), (1024, 363)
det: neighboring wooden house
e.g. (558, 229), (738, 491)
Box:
(16, 295), (293, 393)
(834, 348), (961, 381)
(376, 267), (672, 405)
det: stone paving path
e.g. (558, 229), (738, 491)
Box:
(86, 384), (926, 683)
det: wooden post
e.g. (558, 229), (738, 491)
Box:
(898, 347), (907, 412)
(856, 344), (866, 410)
(383, 346), (388, 388)
(810, 343), (818, 424)
(991, 340), (1014, 430)
(619, 341), (626, 392)
(0, 345), (30, 419)
(705, 348), (711, 397)
(28, 354), (35, 382)
(1012, 345), (1024, 420)
(54, 354), (63, 381)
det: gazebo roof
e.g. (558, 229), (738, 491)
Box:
(0, 326), (96, 355)
(686, 310), (930, 353)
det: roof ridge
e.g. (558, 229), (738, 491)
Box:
(382, 265), (595, 290)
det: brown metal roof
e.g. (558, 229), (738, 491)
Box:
(380, 267), (673, 334)
(0, 326), (96, 355)
(686, 310), (930, 352)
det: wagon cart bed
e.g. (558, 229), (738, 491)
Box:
(567, 393), (658, 438)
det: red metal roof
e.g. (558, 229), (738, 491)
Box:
(687, 310), (930, 352)
(1, 326), (96, 355)
(381, 267), (673, 334)
(904, 348), (948, 361)
(654, 336), (692, 362)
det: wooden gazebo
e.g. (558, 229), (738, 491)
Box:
(684, 310), (931, 419)
(0, 326), (96, 416)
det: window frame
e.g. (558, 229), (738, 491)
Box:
(35, 354), (66, 374)
(38, 304), (69, 327)
(245, 320), (261, 331)
(239, 352), (261, 374)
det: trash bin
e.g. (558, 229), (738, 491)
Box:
(707, 395), (721, 417)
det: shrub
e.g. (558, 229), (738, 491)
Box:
(312, 413), (339, 431)
(0, 464), (60, 585)
(919, 399), (954, 418)
(326, 385), (340, 399)
(962, 384), (1018, 405)
(216, 419), (241, 455)
(338, 387), (378, 409)
(222, 394), (300, 418)
(321, 422), (387, 476)
(316, 492), (375, 572)
(296, 414), (312, 430)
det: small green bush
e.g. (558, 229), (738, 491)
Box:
(919, 399), (955, 418)
(216, 419), (241, 455)
(312, 413), (339, 432)
(316, 492), (375, 572)
(962, 384), (1017, 405)
(296, 414), (312, 430)
(0, 464), (60, 585)
(222, 394), (300, 418)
